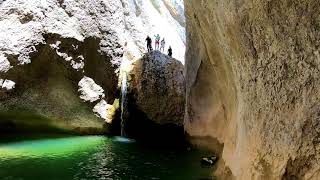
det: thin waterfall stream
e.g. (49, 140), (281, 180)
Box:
(120, 72), (128, 137)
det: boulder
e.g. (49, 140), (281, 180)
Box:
(124, 51), (185, 141)
(201, 156), (218, 166)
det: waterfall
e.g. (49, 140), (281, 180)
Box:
(119, 55), (131, 137)
(120, 72), (128, 137)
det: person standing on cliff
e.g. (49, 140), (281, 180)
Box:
(154, 34), (160, 50)
(168, 46), (172, 57)
(145, 36), (152, 52)
(160, 38), (165, 52)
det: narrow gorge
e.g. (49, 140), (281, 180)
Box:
(1, 0), (320, 180)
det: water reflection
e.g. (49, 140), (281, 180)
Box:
(0, 135), (214, 180)
(0, 136), (105, 158)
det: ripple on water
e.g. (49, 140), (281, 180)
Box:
(113, 136), (136, 143)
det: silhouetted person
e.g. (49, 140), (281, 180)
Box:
(145, 36), (152, 52)
(154, 34), (160, 50)
(168, 46), (172, 57)
(160, 38), (165, 52)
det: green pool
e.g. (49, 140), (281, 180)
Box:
(0, 135), (214, 180)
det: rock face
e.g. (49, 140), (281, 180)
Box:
(125, 51), (185, 140)
(129, 51), (185, 125)
(0, 0), (124, 134)
(0, 0), (185, 134)
(0, 35), (118, 134)
(185, 0), (320, 179)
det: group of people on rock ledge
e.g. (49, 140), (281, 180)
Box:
(145, 34), (172, 57)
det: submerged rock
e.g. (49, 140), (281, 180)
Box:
(201, 156), (218, 166)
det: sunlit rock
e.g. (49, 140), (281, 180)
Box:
(120, 0), (186, 62)
(78, 76), (105, 103)
(93, 99), (118, 124)
(50, 41), (85, 71)
(0, 54), (12, 73)
(0, 79), (15, 90)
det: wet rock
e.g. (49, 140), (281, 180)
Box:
(201, 156), (218, 166)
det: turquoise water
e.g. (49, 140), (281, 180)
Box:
(0, 135), (214, 180)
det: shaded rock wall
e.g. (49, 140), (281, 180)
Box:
(185, 0), (320, 179)
(0, 0), (125, 134)
(0, 35), (118, 134)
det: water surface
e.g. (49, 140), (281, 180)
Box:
(0, 135), (214, 180)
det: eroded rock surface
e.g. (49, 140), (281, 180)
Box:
(185, 0), (320, 179)
(0, 35), (118, 134)
(124, 51), (185, 140)
(129, 51), (185, 125)
(0, 0), (124, 133)
(0, 0), (185, 134)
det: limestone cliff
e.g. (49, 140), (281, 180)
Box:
(0, 0), (184, 134)
(0, 0), (125, 133)
(185, 0), (320, 179)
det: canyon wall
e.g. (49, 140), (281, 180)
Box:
(184, 0), (320, 179)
